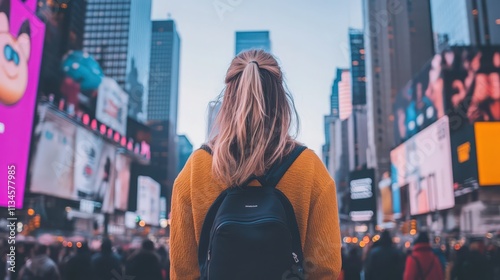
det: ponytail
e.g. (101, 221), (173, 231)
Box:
(210, 50), (298, 187)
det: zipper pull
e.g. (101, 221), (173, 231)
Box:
(292, 252), (299, 263)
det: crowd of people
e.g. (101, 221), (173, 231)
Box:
(0, 238), (170, 280)
(339, 231), (500, 280)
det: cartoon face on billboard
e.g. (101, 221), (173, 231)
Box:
(0, 0), (30, 105)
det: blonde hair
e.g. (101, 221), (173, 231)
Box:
(208, 50), (299, 187)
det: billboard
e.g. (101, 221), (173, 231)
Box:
(394, 46), (500, 145)
(74, 127), (104, 199)
(391, 116), (455, 216)
(96, 77), (128, 135)
(136, 176), (160, 226)
(114, 154), (131, 211)
(450, 123), (479, 196)
(349, 168), (376, 222)
(0, 0), (45, 208)
(30, 108), (76, 199)
(378, 173), (393, 223)
(475, 122), (500, 186)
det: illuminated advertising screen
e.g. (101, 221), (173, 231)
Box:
(475, 122), (500, 186)
(391, 116), (455, 216)
(349, 168), (376, 222)
(0, 0), (45, 208)
(137, 176), (160, 226)
(96, 77), (128, 135)
(74, 127), (104, 199)
(93, 143), (116, 212)
(394, 46), (500, 145)
(450, 123), (479, 196)
(378, 174), (393, 223)
(30, 108), (76, 199)
(114, 154), (131, 211)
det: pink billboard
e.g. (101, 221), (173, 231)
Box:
(0, 0), (45, 208)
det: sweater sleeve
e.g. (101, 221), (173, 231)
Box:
(170, 155), (200, 280)
(302, 158), (342, 279)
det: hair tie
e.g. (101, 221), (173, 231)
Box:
(249, 61), (259, 67)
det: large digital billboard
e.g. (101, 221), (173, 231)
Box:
(475, 122), (500, 186)
(0, 0), (45, 208)
(394, 46), (500, 145)
(96, 77), (128, 135)
(450, 123), (479, 196)
(137, 176), (160, 226)
(30, 108), (76, 199)
(391, 116), (455, 216)
(349, 169), (376, 222)
(114, 154), (131, 211)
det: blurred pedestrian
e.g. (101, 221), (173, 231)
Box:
(157, 245), (170, 280)
(125, 239), (163, 280)
(344, 248), (362, 280)
(18, 244), (61, 280)
(62, 242), (92, 280)
(364, 231), (404, 280)
(90, 238), (122, 280)
(403, 232), (443, 280)
(451, 239), (493, 280)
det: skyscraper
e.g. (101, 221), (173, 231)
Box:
(235, 31), (271, 55)
(83, 0), (152, 122)
(330, 68), (352, 120)
(148, 19), (181, 200)
(177, 135), (193, 174)
(363, 0), (434, 179)
(349, 29), (367, 106)
(430, 0), (500, 52)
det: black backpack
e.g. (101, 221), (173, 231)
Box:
(198, 145), (307, 280)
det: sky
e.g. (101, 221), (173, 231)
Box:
(151, 0), (363, 154)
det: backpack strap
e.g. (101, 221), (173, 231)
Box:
(262, 145), (307, 188)
(200, 144), (212, 155)
(198, 189), (229, 269)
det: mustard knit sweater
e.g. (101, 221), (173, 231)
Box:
(170, 148), (342, 279)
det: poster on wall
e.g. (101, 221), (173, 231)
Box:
(30, 108), (76, 199)
(0, 0), (46, 208)
(96, 77), (128, 135)
(136, 176), (160, 226)
(114, 154), (131, 211)
(391, 116), (455, 216)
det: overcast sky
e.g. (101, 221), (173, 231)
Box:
(151, 0), (363, 154)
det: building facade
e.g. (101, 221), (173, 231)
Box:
(431, 0), (500, 52)
(83, 0), (152, 122)
(362, 0), (434, 179)
(349, 29), (367, 106)
(177, 135), (193, 174)
(235, 31), (271, 55)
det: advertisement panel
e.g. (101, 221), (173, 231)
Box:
(378, 173), (393, 223)
(114, 154), (131, 211)
(450, 123), (479, 196)
(30, 109), (76, 199)
(394, 46), (500, 145)
(96, 77), (128, 135)
(475, 122), (500, 186)
(137, 176), (160, 226)
(349, 169), (376, 222)
(74, 127), (103, 199)
(391, 116), (455, 216)
(94, 143), (116, 212)
(0, 0), (46, 208)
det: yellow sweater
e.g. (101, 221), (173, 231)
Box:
(170, 148), (342, 279)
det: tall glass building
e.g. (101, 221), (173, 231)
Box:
(83, 0), (152, 122)
(235, 31), (271, 55)
(148, 20), (181, 203)
(430, 0), (500, 51)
